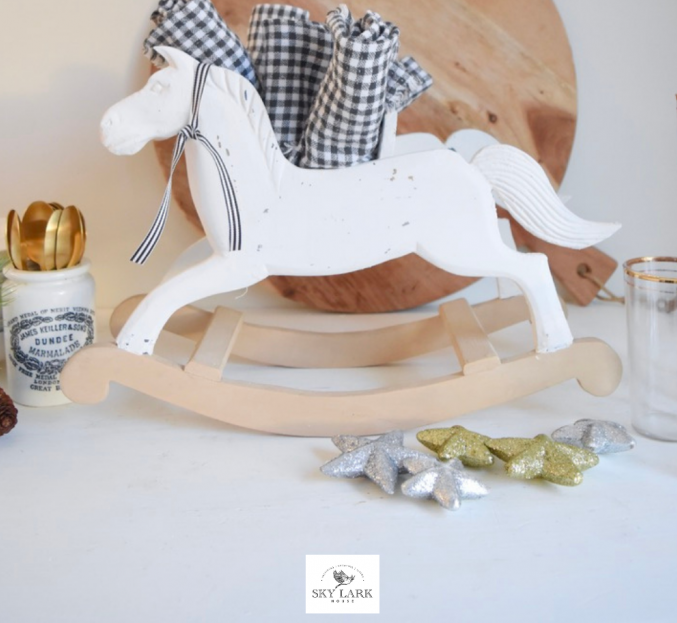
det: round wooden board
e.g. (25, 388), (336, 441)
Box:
(154, 0), (577, 312)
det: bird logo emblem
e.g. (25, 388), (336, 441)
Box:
(333, 569), (355, 588)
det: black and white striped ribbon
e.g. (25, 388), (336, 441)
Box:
(131, 62), (242, 264)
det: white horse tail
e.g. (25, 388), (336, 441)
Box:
(471, 144), (620, 249)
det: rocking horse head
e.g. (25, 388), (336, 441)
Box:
(101, 47), (197, 156)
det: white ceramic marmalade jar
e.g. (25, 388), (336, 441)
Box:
(2, 259), (95, 406)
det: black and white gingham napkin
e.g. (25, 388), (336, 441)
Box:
(386, 55), (433, 114)
(247, 4), (332, 158)
(143, 1), (432, 169)
(295, 6), (400, 168)
(248, 4), (433, 168)
(144, 0), (258, 88)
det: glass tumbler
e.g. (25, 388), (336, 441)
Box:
(624, 257), (677, 440)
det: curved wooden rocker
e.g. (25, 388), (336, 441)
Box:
(60, 295), (622, 437)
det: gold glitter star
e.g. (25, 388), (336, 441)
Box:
(416, 426), (495, 467)
(485, 434), (599, 486)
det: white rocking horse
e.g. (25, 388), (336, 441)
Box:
(60, 46), (622, 436)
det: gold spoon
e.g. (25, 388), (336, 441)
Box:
(22, 200), (55, 267)
(66, 208), (86, 268)
(6, 210), (23, 269)
(42, 209), (63, 271)
(55, 206), (81, 269)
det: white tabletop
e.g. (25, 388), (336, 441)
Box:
(1, 286), (675, 623)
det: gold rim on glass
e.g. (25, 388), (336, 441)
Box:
(624, 256), (677, 284)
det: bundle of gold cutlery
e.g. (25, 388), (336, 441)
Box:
(6, 201), (86, 271)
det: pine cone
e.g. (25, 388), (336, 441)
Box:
(0, 387), (18, 437)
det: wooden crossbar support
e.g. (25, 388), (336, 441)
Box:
(110, 294), (531, 369)
(184, 306), (243, 381)
(440, 299), (501, 375)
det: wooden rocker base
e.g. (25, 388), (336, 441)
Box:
(61, 295), (622, 437)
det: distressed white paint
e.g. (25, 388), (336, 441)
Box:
(101, 47), (620, 356)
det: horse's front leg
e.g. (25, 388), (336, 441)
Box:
(117, 252), (268, 355)
(160, 237), (212, 283)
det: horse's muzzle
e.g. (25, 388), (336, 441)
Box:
(100, 110), (145, 156)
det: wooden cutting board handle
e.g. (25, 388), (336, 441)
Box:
(497, 209), (618, 306)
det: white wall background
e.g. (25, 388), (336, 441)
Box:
(1, 0), (676, 307)
(555, 0), (677, 293)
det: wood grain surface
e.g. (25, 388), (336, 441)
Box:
(154, 0), (588, 312)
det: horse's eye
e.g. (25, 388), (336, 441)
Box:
(150, 83), (165, 94)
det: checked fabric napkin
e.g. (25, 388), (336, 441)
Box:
(143, 0), (432, 168)
(144, 0), (259, 88)
(249, 3), (433, 167)
(295, 5), (431, 168)
(247, 4), (333, 158)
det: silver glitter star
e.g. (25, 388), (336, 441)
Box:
(320, 430), (428, 494)
(400, 455), (489, 511)
(552, 419), (636, 454)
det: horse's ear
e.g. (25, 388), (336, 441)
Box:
(154, 46), (194, 70)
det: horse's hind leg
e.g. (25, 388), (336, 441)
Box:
(117, 252), (268, 355)
(419, 243), (572, 353)
(493, 250), (573, 352)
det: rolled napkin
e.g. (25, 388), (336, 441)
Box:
(144, 0), (258, 88)
(247, 4), (333, 157)
(248, 5), (432, 167)
(296, 5), (401, 169)
(143, 1), (433, 168)
(387, 55), (433, 113)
